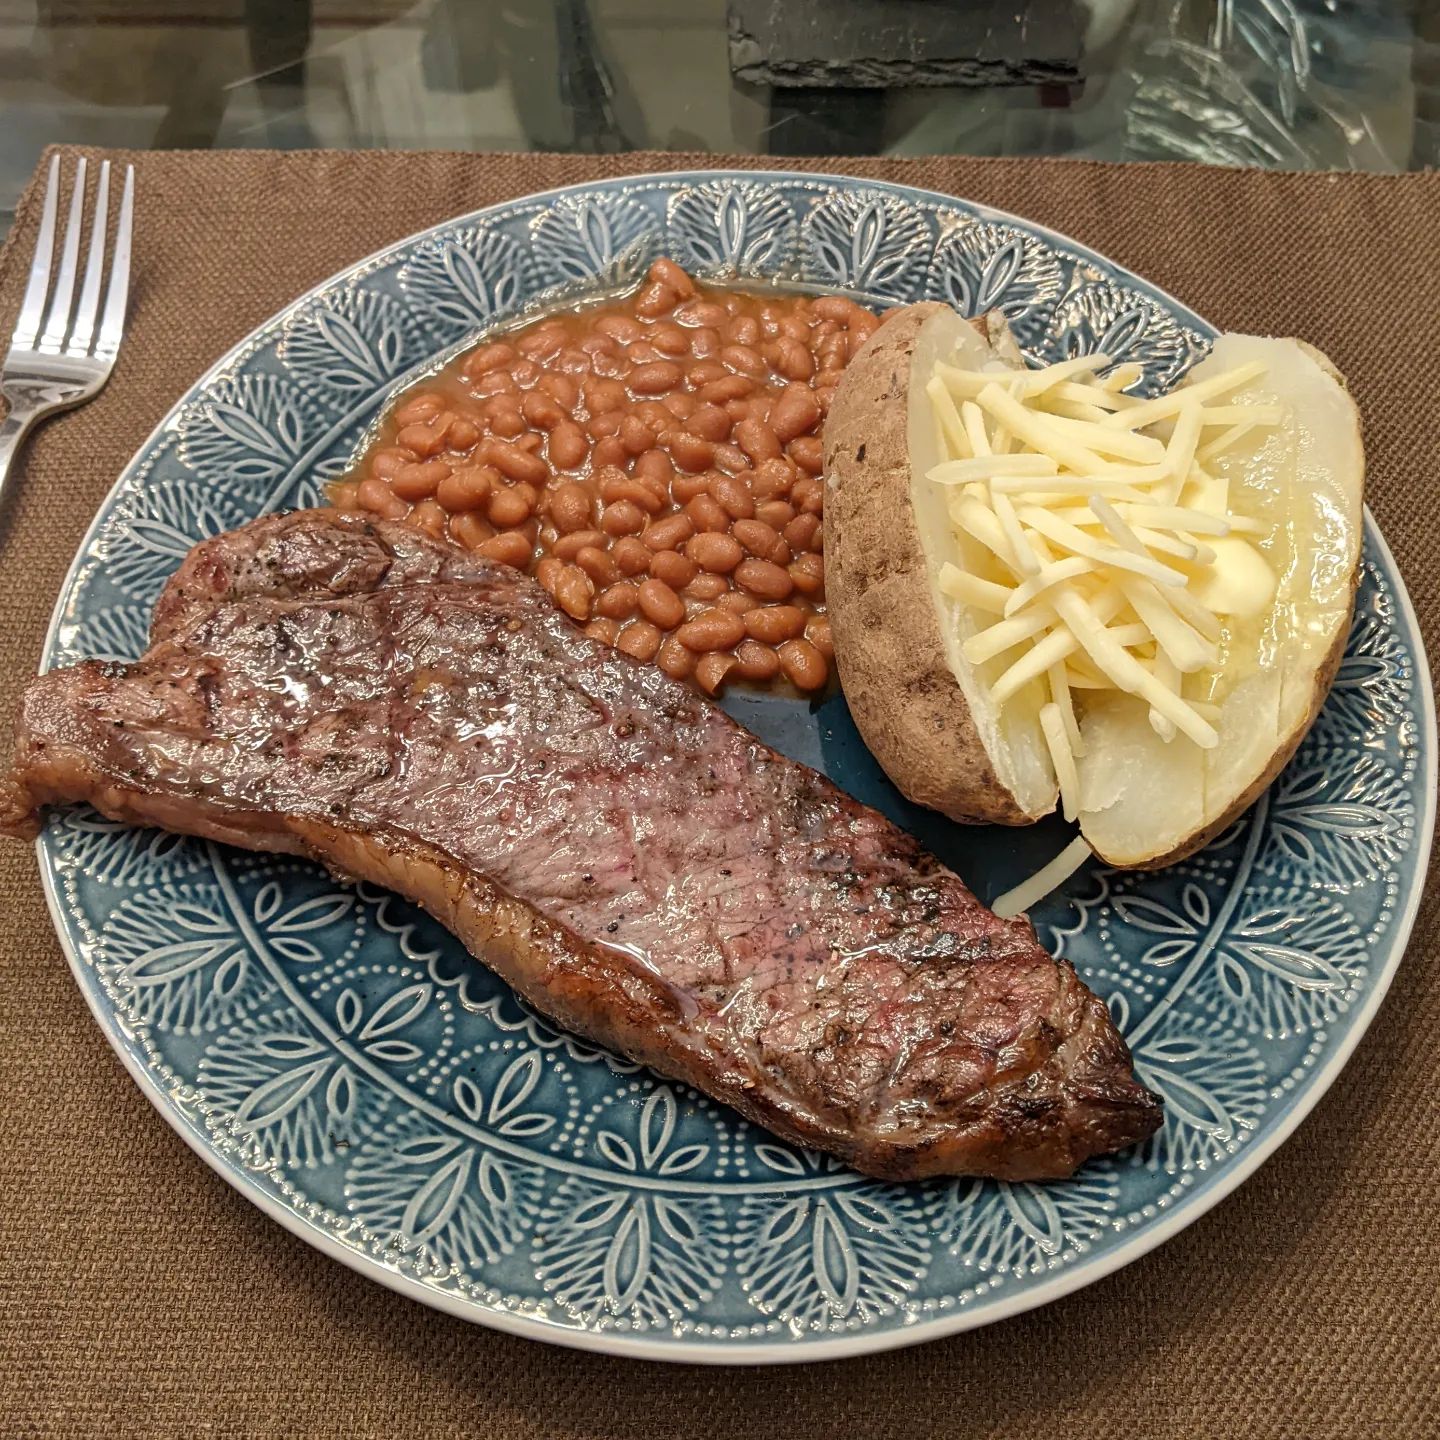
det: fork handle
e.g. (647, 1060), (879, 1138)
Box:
(0, 403), (40, 508)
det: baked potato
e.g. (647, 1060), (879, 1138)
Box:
(823, 304), (1364, 869)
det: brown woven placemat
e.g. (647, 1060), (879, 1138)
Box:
(0, 147), (1436, 1438)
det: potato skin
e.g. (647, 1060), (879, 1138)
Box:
(823, 304), (1035, 825)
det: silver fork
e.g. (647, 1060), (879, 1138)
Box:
(0, 155), (134, 503)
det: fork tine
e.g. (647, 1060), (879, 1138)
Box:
(11, 155), (61, 351)
(37, 156), (87, 352)
(94, 166), (133, 362)
(69, 159), (111, 355)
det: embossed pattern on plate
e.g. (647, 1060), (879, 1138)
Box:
(36, 172), (1435, 1362)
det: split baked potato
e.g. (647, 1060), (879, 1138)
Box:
(823, 303), (1364, 869)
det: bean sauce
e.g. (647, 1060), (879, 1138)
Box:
(331, 257), (879, 695)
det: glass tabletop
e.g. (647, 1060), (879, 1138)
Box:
(1, 0), (1436, 231)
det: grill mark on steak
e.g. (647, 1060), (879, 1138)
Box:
(3, 510), (1161, 1180)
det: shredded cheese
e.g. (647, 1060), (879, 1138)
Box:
(924, 341), (1280, 788)
(992, 836), (1094, 919)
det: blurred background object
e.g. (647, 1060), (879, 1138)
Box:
(1, 0), (1434, 229)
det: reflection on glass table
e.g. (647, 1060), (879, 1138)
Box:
(1, 0), (1435, 227)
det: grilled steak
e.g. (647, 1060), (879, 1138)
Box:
(3, 510), (1160, 1180)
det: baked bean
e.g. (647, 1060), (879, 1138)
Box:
(685, 493), (731, 534)
(649, 550), (698, 590)
(536, 555), (564, 594)
(719, 344), (765, 377)
(488, 405), (525, 439)
(483, 440), (548, 484)
(686, 531), (743, 573)
(629, 360), (684, 396)
(548, 421), (589, 470)
(756, 499), (797, 529)
(784, 512), (822, 552)
(737, 558), (794, 604)
(463, 342), (517, 377)
(357, 477), (408, 519)
(649, 258), (696, 298)
(773, 339), (814, 382)
(805, 614), (833, 658)
(561, 346), (599, 374)
(731, 518), (786, 564)
(669, 432), (715, 473)
(553, 529), (607, 562)
(585, 377), (627, 414)
(698, 374), (754, 404)
(547, 481), (593, 533)
(638, 578), (685, 629)
(687, 404), (730, 442)
(592, 436), (628, 470)
(726, 315), (761, 346)
(713, 443), (750, 475)
(370, 446), (415, 480)
(620, 414), (656, 455)
(710, 471), (756, 520)
(791, 475), (824, 515)
(394, 393), (442, 426)
(473, 369), (519, 398)
(770, 385), (822, 444)
(487, 485), (535, 528)
(660, 392), (697, 421)
(597, 581), (640, 619)
(479, 531), (532, 569)
(447, 417), (481, 451)
(778, 638), (827, 689)
(641, 513), (694, 552)
(449, 511), (494, 549)
(656, 636), (696, 679)
(602, 500), (647, 537)
(670, 472), (712, 504)
(742, 605), (806, 643)
(789, 552), (825, 597)
(391, 459), (451, 501)
(397, 419), (449, 458)
(734, 638), (781, 681)
(595, 469), (661, 515)
(685, 573), (730, 602)
(598, 314), (645, 344)
(407, 499), (448, 538)
(354, 262), (870, 694)
(650, 323), (689, 356)
(789, 436), (824, 475)
(522, 392), (565, 430)
(675, 299), (727, 328)
(634, 281), (680, 318)
(634, 449), (674, 487)
(617, 620), (663, 662)
(552, 566), (594, 621)
(538, 372), (579, 409)
(734, 419), (782, 464)
(686, 360), (727, 388)
(751, 458), (796, 501)
(612, 537), (651, 576)
(695, 652), (737, 696)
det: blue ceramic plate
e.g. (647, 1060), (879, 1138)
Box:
(38, 172), (1434, 1363)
